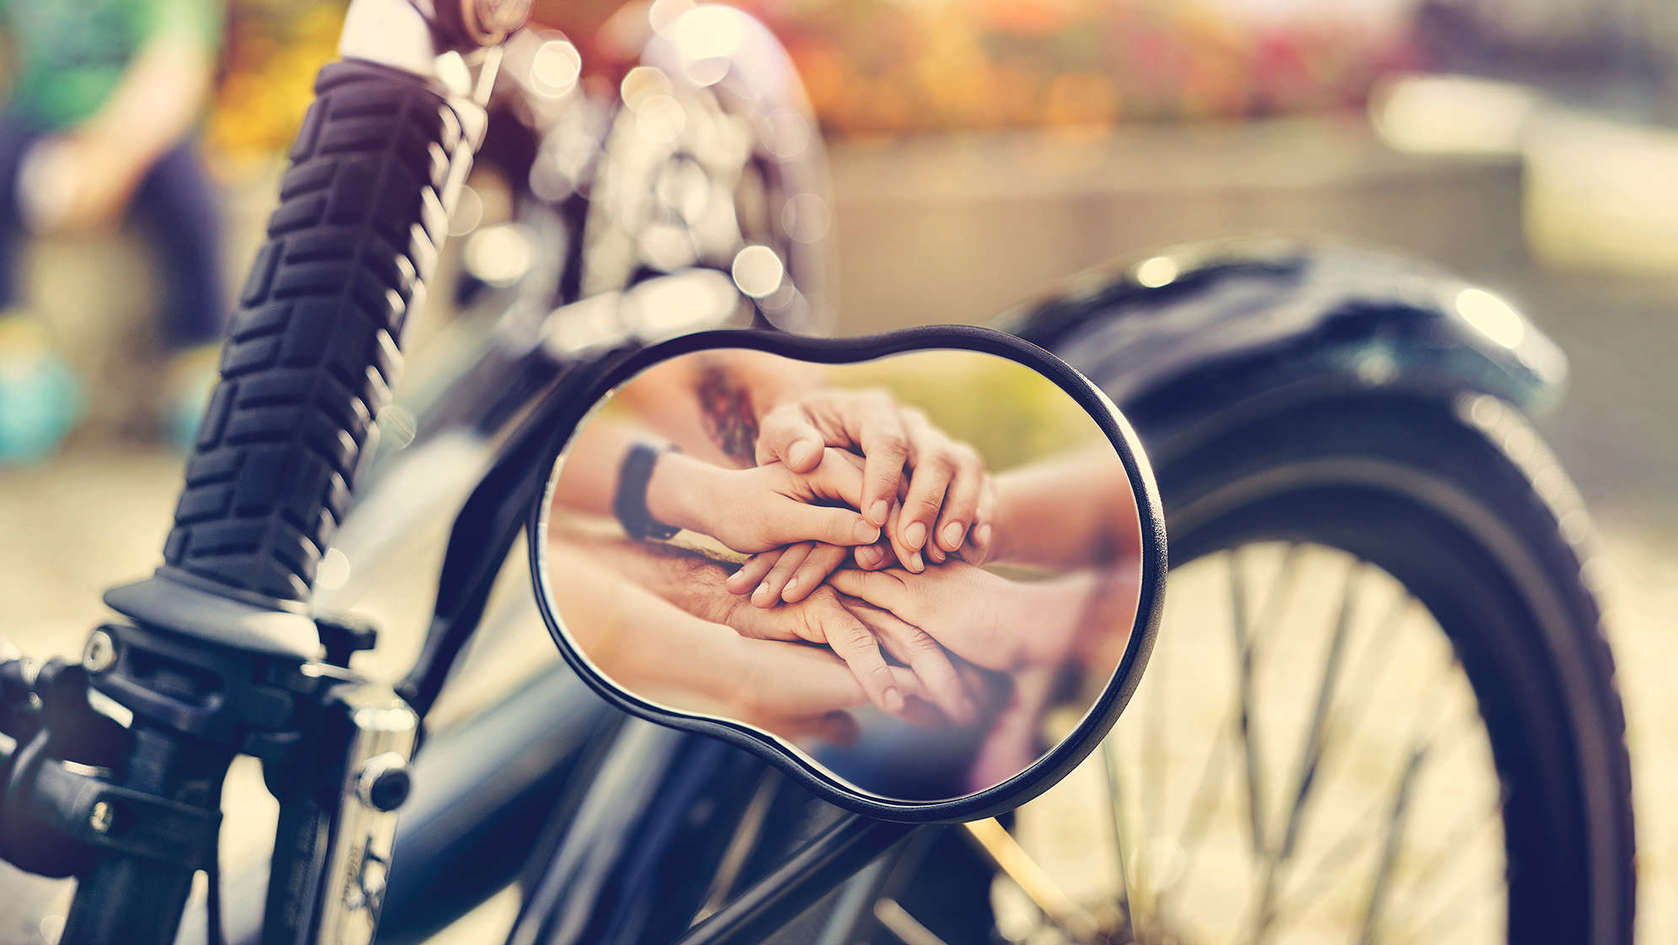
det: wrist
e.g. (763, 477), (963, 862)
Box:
(1009, 575), (1089, 667)
(681, 560), (745, 627)
(710, 633), (762, 718)
(643, 451), (719, 534)
(986, 476), (1023, 564)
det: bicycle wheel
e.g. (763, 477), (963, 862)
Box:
(963, 392), (1633, 945)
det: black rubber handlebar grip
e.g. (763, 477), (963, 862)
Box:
(163, 61), (473, 603)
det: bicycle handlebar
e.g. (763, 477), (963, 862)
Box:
(161, 0), (529, 609)
(162, 59), (475, 604)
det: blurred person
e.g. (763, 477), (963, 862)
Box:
(0, 0), (226, 460)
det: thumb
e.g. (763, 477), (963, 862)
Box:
(768, 500), (881, 548)
(756, 405), (825, 471)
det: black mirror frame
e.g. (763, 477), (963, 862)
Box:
(527, 325), (1166, 823)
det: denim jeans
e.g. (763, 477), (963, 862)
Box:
(0, 110), (226, 349)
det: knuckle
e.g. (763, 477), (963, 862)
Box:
(874, 427), (910, 455)
(926, 447), (960, 473)
(760, 404), (798, 433)
(904, 629), (942, 656)
(837, 621), (877, 654)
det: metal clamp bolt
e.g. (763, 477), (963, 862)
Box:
(88, 801), (114, 834)
(82, 631), (116, 674)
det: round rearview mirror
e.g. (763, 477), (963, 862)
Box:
(529, 327), (1164, 821)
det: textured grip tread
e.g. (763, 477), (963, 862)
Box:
(164, 61), (467, 602)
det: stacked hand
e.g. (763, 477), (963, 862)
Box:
(683, 388), (1090, 720)
(613, 387), (1100, 734)
(643, 447), (883, 553)
(725, 389), (999, 612)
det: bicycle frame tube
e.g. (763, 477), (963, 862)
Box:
(673, 815), (912, 945)
(511, 719), (914, 945)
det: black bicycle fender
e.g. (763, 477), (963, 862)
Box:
(1005, 241), (1568, 454)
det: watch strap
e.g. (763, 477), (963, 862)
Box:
(615, 442), (682, 541)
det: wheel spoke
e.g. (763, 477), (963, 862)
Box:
(1276, 558), (1364, 862)
(1316, 586), (1413, 763)
(1152, 703), (1234, 915)
(1271, 704), (1481, 923)
(1393, 870), (1503, 944)
(873, 899), (952, 945)
(1246, 559), (1366, 941)
(963, 818), (1101, 940)
(1228, 549), (1269, 858)
(1101, 737), (1143, 932)
(1355, 745), (1426, 945)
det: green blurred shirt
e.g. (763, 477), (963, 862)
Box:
(2, 0), (222, 129)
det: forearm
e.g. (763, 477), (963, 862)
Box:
(549, 419), (728, 532)
(989, 449), (1140, 569)
(557, 531), (740, 626)
(614, 350), (821, 466)
(544, 537), (877, 721)
(544, 540), (743, 699)
(75, 33), (212, 172)
(547, 418), (644, 519)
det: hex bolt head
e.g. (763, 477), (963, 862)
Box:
(89, 801), (114, 834)
(356, 754), (413, 813)
(83, 631), (117, 674)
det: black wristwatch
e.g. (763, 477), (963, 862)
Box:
(614, 442), (682, 541)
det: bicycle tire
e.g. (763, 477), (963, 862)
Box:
(1124, 392), (1632, 944)
(844, 391), (1632, 945)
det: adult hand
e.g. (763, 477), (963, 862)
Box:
(829, 562), (1084, 672)
(722, 583), (976, 724)
(726, 541), (852, 606)
(726, 636), (931, 743)
(852, 471), (1000, 571)
(645, 448), (881, 553)
(755, 390), (995, 570)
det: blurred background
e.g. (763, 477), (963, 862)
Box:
(0, 0), (1674, 941)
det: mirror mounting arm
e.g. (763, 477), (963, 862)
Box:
(397, 352), (634, 718)
(675, 814), (913, 945)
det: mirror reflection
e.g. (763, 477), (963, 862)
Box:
(538, 346), (1145, 801)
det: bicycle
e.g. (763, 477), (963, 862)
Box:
(0, 3), (1634, 945)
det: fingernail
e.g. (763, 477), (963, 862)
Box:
(974, 523), (993, 547)
(854, 521), (881, 543)
(884, 687), (905, 713)
(781, 576), (799, 599)
(904, 521), (926, 550)
(941, 521), (965, 550)
(867, 500), (889, 526)
(907, 550), (924, 572)
(753, 583), (772, 607)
